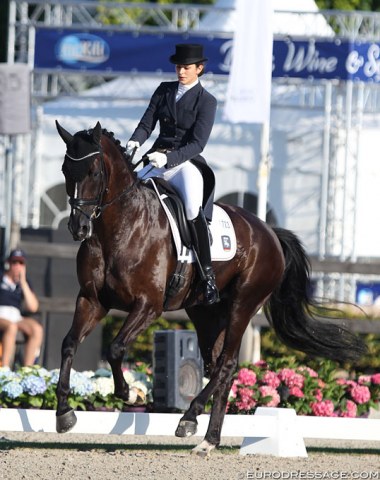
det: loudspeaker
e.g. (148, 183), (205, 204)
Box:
(153, 330), (203, 411)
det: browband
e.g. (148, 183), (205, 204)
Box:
(65, 151), (100, 162)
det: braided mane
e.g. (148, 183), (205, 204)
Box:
(100, 128), (130, 164)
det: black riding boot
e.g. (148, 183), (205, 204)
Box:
(189, 209), (220, 305)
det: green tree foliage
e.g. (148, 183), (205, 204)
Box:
(156, 0), (214, 4)
(97, 0), (215, 26)
(261, 328), (380, 372)
(316, 0), (380, 11)
(101, 315), (194, 364)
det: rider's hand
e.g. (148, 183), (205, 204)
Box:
(126, 140), (140, 156)
(148, 151), (167, 168)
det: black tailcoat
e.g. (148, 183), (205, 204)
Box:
(130, 81), (217, 220)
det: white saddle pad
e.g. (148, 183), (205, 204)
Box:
(147, 179), (237, 263)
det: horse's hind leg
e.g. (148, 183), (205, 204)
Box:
(183, 285), (272, 456)
(56, 295), (106, 433)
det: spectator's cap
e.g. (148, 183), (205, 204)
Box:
(8, 249), (27, 262)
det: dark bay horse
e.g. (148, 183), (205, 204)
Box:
(55, 121), (366, 456)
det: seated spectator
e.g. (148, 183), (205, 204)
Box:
(0, 249), (43, 367)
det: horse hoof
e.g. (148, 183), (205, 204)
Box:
(56, 409), (77, 433)
(191, 440), (216, 458)
(175, 419), (197, 438)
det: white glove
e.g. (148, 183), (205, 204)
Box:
(148, 151), (167, 168)
(126, 140), (140, 155)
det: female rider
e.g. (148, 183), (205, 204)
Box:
(126, 43), (219, 305)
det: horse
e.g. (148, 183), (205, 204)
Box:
(55, 121), (366, 457)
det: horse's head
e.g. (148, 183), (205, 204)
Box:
(56, 120), (106, 241)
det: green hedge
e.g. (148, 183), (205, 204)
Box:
(101, 315), (380, 372)
(101, 315), (194, 364)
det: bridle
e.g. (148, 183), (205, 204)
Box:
(66, 145), (140, 231)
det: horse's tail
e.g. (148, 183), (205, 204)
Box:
(263, 227), (367, 363)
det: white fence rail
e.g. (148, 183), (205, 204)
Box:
(1, 407), (379, 457)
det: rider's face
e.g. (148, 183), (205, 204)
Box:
(175, 63), (203, 85)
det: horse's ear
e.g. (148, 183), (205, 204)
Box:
(56, 120), (73, 145)
(93, 121), (102, 144)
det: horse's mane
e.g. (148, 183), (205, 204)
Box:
(62, 126), (136, 182)
(100, 128), (130, 164)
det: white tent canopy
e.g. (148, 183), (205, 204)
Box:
(199, 0), (334, 37)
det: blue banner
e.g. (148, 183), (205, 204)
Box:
(34, 28), (380, 83)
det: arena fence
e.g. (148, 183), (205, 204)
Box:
(0, 407), (379, 457)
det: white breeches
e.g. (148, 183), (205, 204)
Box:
(137, 161), (204, 220)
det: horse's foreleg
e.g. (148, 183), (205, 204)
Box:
(56, 295), (105, 433)
(107, 302), (159, 404)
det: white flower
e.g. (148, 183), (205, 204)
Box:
(92, 377), (114, 396)
(123, 370), (136, 385)
(131, 380), (148, 396)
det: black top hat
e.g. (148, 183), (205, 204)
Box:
(169, 44), (208, 65)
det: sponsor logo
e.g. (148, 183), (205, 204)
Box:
(56, 33), (110, 67)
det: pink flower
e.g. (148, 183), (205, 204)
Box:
(278, 368), (304, 389)
(339, 400), (357, 418)
(297, 366), (318, 378)
(371, 373), (380, 385)
(235, 387), (256, 411)
(335, 378), (346, 386)
(289, 386), (304, 398)
(237, 368), (257, 386)
(254, 360), (268, 368)
(310, 400), (335, 417)
(350, 385), (371, 404)
(345, 380), (357, 388)
(259, 385), (280, 407)
(314, 388), (323, 401)
(262, 370), (281, 388)
(358, 375), (371, 385)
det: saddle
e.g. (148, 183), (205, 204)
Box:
(143, 177), (237, 308)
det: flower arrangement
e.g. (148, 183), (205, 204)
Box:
(0, 359), (379, 418)
(227, 359), (380, 418)
(0, 362), (152, 411)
